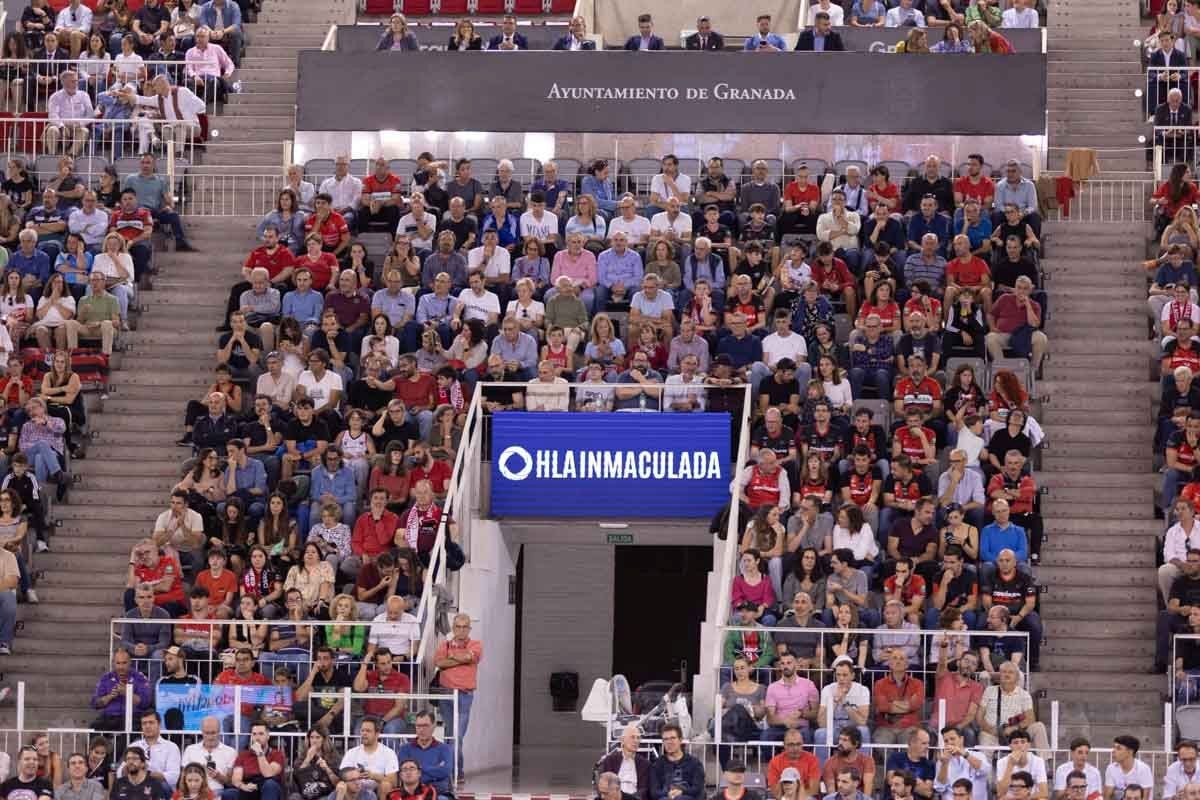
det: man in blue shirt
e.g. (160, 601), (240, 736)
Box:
(904, 234), (948, 295)
(960, 199), (993, 254)
(307, 448), (357, 532)
(409, 272), (460, 350)
(992, 160), (1041, 237)
(595, 231), (645, 309)
(489, 317), (538, 379)
(281, 268), (324, 334)
(979, 498), (1028, 584)
(9, 229), (51, 301)
(884, 729), (935, 800)
(220, 439), (267, 525)
(371, 268), (416, 328)
(717, 313), (765, 385)
(122, 155), (196, 252)
(614, 350), (664, 411)
(198, 0), (242, 65)
(530, 161), (570, 222)
(744, 13), (786, 50)
(396, 710), (453, 795)
(906, 195), (952, 255)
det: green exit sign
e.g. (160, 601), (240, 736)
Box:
(605, 533), (634, 545)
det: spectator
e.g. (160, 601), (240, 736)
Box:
(648, 724), (702, 800)
(937, 451), (986, 529)
(351, 647), (411, 739)
(338, 718), (398, 799)
(824, 727), (876, 796)
(180, 716), (236, 796)
(396, 711), (453, 798)
(997, 732), (1049, 799)
(982, 548), (1041, 669)
(1162, 742), (1200, 800)
(814, 658), (871, 757)
(110, 747), (166, 800)
(364, 593), (419, 663)
(1054, 739), (1102, 800)
(977, 661), (1049, 750)
(56, 751), (105, 800)
(596, 725), (650, 800)
(932, 728), (990, 800)
(224, 724), (284, 800)
(871, 648), (925, 745)
(979, 498), (1028, 579)
(1103, 737), (1154, 800)
(67, 270), (119, 353)
(934, 642), (983, 746)
(432, 612), (480, 776)
(121, 711), (179, 796)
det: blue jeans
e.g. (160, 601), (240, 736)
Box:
(23, 441), (61, 484)
(1165, 468), (1190, 512)
(152, 207), (190, 246)
(259, 649), (311, 684)
(221, 778), (281, 800)
(848, 366), (892, 400)
(0, 589), (14, 644)
(409, 409), (434, 442)
(437, 689), (474, 777)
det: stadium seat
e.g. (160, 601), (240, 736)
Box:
(510, 158), (540, 182)
(513, 0), (547, 11)
(991, 357), (1035, 397)
(938, 161), (954, 180)
(548, 0), (573, 11)
(114, 156), (143, 180)
(305, 158), (335, 183)
(389, 158), (419, 185)
(34, 155), (60, 183)
(833, 313), (851, 344)
(553, 157), (582, 188)
(676, 158), (701, 182)
(833, 159), (869, 178)
(473, 0), (505, 12)
(350, 158), (370, 176)
(75, 156), (109, 182)
(624, 157), (660, 196)
(791, 158), (827, 179)
(720, 158), (747, 181)
(945, 356), (990, 392)
(877, 159), (914, 186)
(400, 0), (432, 11)
(472, 157), (499, 185)
(1019, 161), (1035, 179)
(852, 398), (892, 431)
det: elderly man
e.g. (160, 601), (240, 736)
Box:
(1156, 88), (1196, 166)
(121, 75), (204, 157)
(65, 270), (120, 353)
(596, 231), (645, 310)
(599, 726), (650, 800)
(27, 188), (68, 262)
(544, 275), (589, 353)
(986, 275), (1047, 369)
(319, 155), (364, 230)
(45, 71), (93, 156)
(237, 267), (280, 352)
(681, 236), (727, 312)
(629, 273), (674, 342)
(184, 27), (234, 104)
(982, 548), (1041, 671)
(490, 316), (538, 381)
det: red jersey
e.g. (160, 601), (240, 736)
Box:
(214, 668), (273, 717)
(0, 375), (31, 409)
(843, 468), (879, 507)
(858, 301), (900, 330)
(883, 573), (928, 605)
(363, 173), (402, 200)
(1166, 341), (1200, 374)
(409, 460), (451, 495)
(904, 296), (942, 325)
(947, 256), (991, 288)
(196, 568), (238, 607)
(744, 466), (785, 509)
(394, 373), (437, 411)
(953, 175), (996, 204)
(360, 667), (412, 716)
(811, 257), (855, 291)
(296, 253), (338, 291)
(868, 181), (900, 206)
(305, 210), (349, 249)
(1168, 430), (1200, 470)
(134, 553), (185, 606)
(895, 426), (936, 462)
(894, 376), (942, 414)
(352, 510), (400, 557)
(986, 472), (1037, 514)
(110, 207), (153, 242)
(888, 474), (928, 503)
(784, 181), (820, 207)
(797, 477), (829, 503)
(244, 245), (296, 281)
(544, 344), (570, 371)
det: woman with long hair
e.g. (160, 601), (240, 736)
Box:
(368, 441), (410, 513)
(931, 21), (973, 52)
(227, 593), (269, 656)
(985, 407), (1034, 477)
(0, 195), (19, 251)
(2, 158), (33, 214)
(31, 273), (75, 351)
(818, 354), (852, 415)
(1155, 162), (1199, 235)
(985, 369), (1043, 445)
(740, 504), (786, 600)
(290, 727), (342, 800)
(781, 547), (826, 612)
(325, 592), (365, 660)
(359, 313), (400, 368)
(41, 349), (83, 456)
(823, 602), (868, 669)
(796, 453), (834, 510)
(85, 738), (113, 790)
(564, 194), (608, 254)
(276, 316), (306, 376)
(0, 269), (31, 346)
(240, 544), (283, 619)
(78, 33), (112, 96)
(31, 732), (61, 785)
(56, 232), (92, 301)
(730, 549), (777, 625)
(939, 502), (980, 561)
(172, 763), (211, 800)
(342, 241), (375, 292)
(580, 161), (618, 216)
(585, 312), (625, 373)
(218, 496), (252, 566)
(258, 491), (298, 573)
(258, 188), (306, 254)
(0, 32), (28, 113)
(447, 317), (488, 377)
(448, 17), (482, 49)
(0, 490), (34, 602)
(717, 657), (767, 746)
(175, 448), (224, 535)
(944, 363), (986, 430)
(855, 280), (901, 339)
(830, 503), (878, 579)
(383, 236), (421, 288)
(283, 541), (334, 618)
(170, 0), (200, 50)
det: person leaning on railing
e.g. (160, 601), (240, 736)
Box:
(90, 648), (152, 730)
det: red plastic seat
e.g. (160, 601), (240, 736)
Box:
(512, 0), (544, 12)
(475, 0), (506, 13)
(436, 0), (468, 13)
(400, 0), (432, 14)
(547, 0), (572, 12)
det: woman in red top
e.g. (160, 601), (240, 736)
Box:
(856, 282), (901, 338)
(866, 165), (899, 212)
(172, 762), (213, 800)
(795, 453), (834, 510)
(1154, 163), (1200, 233)
(631, 323), (668, 372)
(295, 234), (338, 291)
(369, 442), (412, 514)
(988, 369), (1029, 423)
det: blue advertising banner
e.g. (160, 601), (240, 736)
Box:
(156, 684), (293, 731)
(490, 412), (731, 518)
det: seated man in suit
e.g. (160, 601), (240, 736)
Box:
(796, 12), (846, 50)
(1155, 87), (1196, 167)
(624, 13), (664, 50)
(685, 15), (724, 50)
(553, 16), (596, 50)
(1149, 29), (1189, 112)
(486, 14), (528, 50)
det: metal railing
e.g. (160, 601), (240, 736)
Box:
(0, 57), (227, 116)
(179, 172), (288, 216)
(0, 116), (197, 176)
(1042, 177), (1156, 223)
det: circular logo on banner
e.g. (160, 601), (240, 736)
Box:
(497, 445), (533, 481)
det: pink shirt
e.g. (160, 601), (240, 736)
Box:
(185, 42), (235, 79)
(551, 249), (598, 289)
(765, 675), (819, 728)
(434, 637), (483, 691)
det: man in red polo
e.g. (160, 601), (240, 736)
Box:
(352, 646), (412, 736)
(737, 448), (791, 511)
(952, 154), (995, 208)
(220, 226), (296, 330)
(358, 156), (404, 234)
(304, 192), (350, 256)
(893, 353), (946, 448)
(345, 487), (399, 579)
(872, 649), (925, 745)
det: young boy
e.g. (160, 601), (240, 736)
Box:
(194, 547), (237, 619)
(2, 454), (47, 552)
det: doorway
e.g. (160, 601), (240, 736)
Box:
(612, 545), (712, 692)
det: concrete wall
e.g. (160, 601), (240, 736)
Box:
(594, 0), (804, 42)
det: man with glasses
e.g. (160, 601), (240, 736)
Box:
(397, 711), (453, 794)
(308, 447), (357, 535)
(122, 710), (181, 796)
(1164, 741), (1200, 800)
(392, 760), (435, 800)
(992, 160), (1040, 236)
(1062, 772), (1100, 800)
(648, 724), (703, 800)
(1053, 740), (1102, 800)
(1004, 772), (1037, 800)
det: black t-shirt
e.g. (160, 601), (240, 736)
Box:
(54, 175), (83, 208)
(986, 569), (1037, 612)
(752, 425), (795, 459)
(885, 471), (932, 503)
(111, 776), (166, 800)
(2, 177), (34, 208)
(987, 428), (1032, 460)
(217, 330), (263, 370)
(699, 175), (735, 211)
(285, 417), (331, 445)
(936, 568), (978, 609)
(421, 185), (450, 217)
(134, 3), (170, 35)
(309, 329), (352, 360)
(347, 379), (394, 414)
(438, 215), (478, 250)
(445, 178), (482, 209)
(797, 422), (840, 461)
(993, 256), (1039, 291)
(371, 416), (417, 451)
(844, 424), (888, 463)
(695, 223), (733, 247)
(759, 374), (800, 408)
(1172, 575), (1200, 609)
(897, 332), (941, 364)
(0, 776), (53, 800)
(943, 385), (984, 418)
(308, 666), (353, 710)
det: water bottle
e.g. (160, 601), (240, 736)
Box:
(639, 393), (646, 411)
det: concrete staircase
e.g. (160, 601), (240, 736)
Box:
(1035, 221), (1164, 747)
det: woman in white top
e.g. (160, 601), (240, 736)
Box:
(818, 354), (853, 415)
(171, 0), (200, 49)
(829, 504), (878, 569)
(77, 33), (112, 93)
(31, 274), (75, 350)
(358, 313), (400, 368)
(89, 231), (135, 321)
(0, 269), (33, 344)
(564, 194), (608, 253)
(505, 277), (545, 338)
(334, 409), (374, 496)
(112, 33), (145, 85)
(284, 164), (316, 215)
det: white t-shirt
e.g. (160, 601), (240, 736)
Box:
(817, 680), (870, 726)
(808, 2), (845, 24)
(113, 52), (144, 83)
(957, 426), (985, 468)
(1104, 760), (1155, 800)
(457, 288), (501, 322)
(1001, 6), (1039, 26)
(35, 294), (75, 327)
(1053, 763), (1103, 797)
(997, 753), (1048, 789)
(607, 215), (652, 245)
(153, 508), (205, 548)
(368, 611), (421, 654)
(340, 743), (399, 778)
(467, 246), (511, 279)
(297, 369), (344, 409)
(506, 298), (545, 322)
(396, 211), (437, 251)
(519, 209), (559, 240)
(91, 252), (134, 284)
(649, 211), (692, 238)
(650, 173), (691, 202)
(762, 331), (808, 368)
(181, 742), (237, 792)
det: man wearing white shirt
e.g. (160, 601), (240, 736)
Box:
(181, 716), (237, 794)
(1163, 742), (1200, 800)
(397, 193), (437, 255)
(608, 196), (652, 248)
(996, 730), (1048, 800)
(648, 154), (691, 216)
(44, 71), (93, 156)
(1104, 735), (1155, 800)
(1053, 739), (1103, 800)
(366, 595), (420, 661)
(318, 156), (364, 227)
(518, 192), (560, 256)
(762, 310), (811, 382)
(467, 229), (512, 306)
(340, 718), (399, 797)
(886, 0), (927, 27)
(933, 726), (990, 800)
(122, 710), (182, 796)
(454, 271), (501, 334)
(123, 75), (204, 157)
(808, 0), (845, 25)
(54, 0), (93, 57)
(650, 196), (693, 247)
(68, 190), (110, 252)
(664, 354), (706, 411)
(1001, 0), (1039, 27)
(1161, 500), (1200, 602)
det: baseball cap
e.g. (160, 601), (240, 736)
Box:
(780, 768), (801, 784)
(726, 761), (747, 773)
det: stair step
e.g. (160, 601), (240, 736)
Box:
(1043, 533), (1157, 552)
(1036, 565), (1156, 586)
(1043, 517), (1161, 535)
(1042, 409), (1150, 425)
(1041, 499), (1156, 517)
(1042, 602), (1158, 622)
(1044, 619), (1158, 639)
(1043, 637), (1156, 656)
(1044, 585), (1158, 604)
(1040, 424), (1146, 443)
(1039, 653), (1151, 672)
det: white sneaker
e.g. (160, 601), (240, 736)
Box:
(25, 589), (38, 604)
(0, 687), (12, 703)
(0, 644), (13, 655)
(151, 135), (162, 150)
(35, 541), (48, 553)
